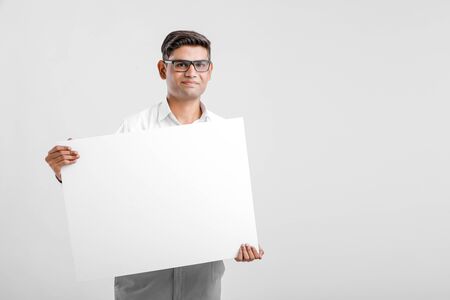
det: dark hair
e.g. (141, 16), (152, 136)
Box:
(161, 30), (211, 60)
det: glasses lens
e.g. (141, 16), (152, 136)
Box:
(173, 61), (189, 71)
(194, 60), (210, 72)
(171, 60), (210, 72)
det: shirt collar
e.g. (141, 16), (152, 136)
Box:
(158, 98), (210, 123)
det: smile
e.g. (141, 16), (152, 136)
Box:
(181, 81), (198, 86)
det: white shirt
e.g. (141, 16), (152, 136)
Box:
(114, 98), (226, 300)
(115, 98), (223, 134)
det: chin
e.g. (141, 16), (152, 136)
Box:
(181, 91), (202, 98)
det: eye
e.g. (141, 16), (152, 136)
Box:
(194, 61), (208, 68)
(175, 61), (188, 68)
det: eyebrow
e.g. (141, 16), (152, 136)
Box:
(169, 59), (210, 61)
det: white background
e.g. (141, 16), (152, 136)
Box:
(1, 0), (449, 299)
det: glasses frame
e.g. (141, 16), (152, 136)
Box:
(163, 59), (212, 72)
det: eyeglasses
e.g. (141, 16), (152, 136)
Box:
(163, 60), (211, 72)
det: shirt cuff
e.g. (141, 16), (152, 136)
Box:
(55, 174), (62, 183)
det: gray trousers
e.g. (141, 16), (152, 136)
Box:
(114, 260), (225, 300)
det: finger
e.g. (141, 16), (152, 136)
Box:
(50, 158), (76, 174)
(246, 245), (255, 261)
(51, 156), (66, 166)
(250, 246), (261, 259)
(48, 145), (71, 155)
(259, 247), (264, 258)
(50, 153), (79, 164)
(235, 245), (243, 261)
(242, 244), (250, 261)
(46, 150), (70, 161)
(53, 156), (78, 168)
(58, 159), (77, 167)
(47, 150), (78, 160)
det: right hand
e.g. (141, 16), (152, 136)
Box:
(45, 143), (80, 181)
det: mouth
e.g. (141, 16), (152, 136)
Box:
(181, 81), (199, 86)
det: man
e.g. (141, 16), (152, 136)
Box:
(45, 30), (264, 300)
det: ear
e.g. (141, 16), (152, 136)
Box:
(157, 60), (167, 80)
(209, 61), (213, 80)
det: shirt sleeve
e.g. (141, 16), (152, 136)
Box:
(55, 174), (63, 184)
(115, 120), (128, 134)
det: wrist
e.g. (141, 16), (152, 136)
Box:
(55, 174), (62, 183)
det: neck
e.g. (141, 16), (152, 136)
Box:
(166, 96), (202, 124)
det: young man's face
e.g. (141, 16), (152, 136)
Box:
(158, 45), (213, 101)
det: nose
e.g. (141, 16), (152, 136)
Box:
(184, 63), (198, 77)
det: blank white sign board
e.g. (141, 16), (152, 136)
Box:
(60, 118), (258, 281)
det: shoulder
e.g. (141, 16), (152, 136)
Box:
(115, 103), (159, 133)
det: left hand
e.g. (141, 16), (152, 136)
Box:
(234, 244), (264, 262)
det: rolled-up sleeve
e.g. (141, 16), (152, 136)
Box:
(115, 120), (128, 134)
